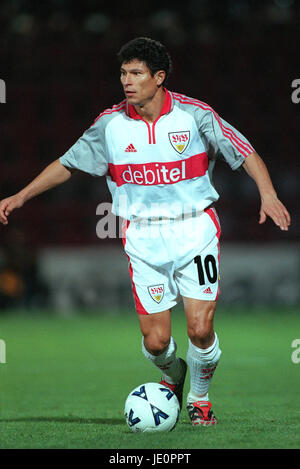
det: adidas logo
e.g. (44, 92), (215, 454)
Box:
(125, 143), (137, 152)
(203, 287), (212, 294)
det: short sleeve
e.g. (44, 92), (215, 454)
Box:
(197, 107), (255, 170)
(59, 118), (108, 177)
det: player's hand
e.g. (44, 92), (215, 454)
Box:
(0, 194), (24, 225)
(259, 194), (291, 231)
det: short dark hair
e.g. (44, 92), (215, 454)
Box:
(117, 37), (173, 86)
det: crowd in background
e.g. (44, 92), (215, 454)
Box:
(0, 0), (299, 248)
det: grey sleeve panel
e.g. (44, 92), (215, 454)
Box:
(59, 117), (108, 177)
(196, 106), (255, 170)
(174, 97), (255, 171)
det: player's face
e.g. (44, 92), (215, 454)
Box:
(120, 60), (165, 107)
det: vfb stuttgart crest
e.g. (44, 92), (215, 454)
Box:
(148, 284), (164, 304)
(168, 131), (190, 154)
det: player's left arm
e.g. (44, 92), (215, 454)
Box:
(242, 152), (291, 231)
(197, 107), (291, 231)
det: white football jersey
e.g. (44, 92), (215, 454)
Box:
(60, 89), (254, 220)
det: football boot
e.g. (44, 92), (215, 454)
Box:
(186, 400), (217, 426)
(159, 358), (187, 410)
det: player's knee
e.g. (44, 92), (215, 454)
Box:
(187, 317), (214, 348)
(143, 333), (170, 356)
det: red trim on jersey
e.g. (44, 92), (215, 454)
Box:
(108, 152), (208, 187)
(172, 92), (254, 157)
(173, 92), (253, 156)
(152, 121), (156, 144)
(91, 101), (126, 126)
(144, 120), (152, 144)
(127, 89), (172, 120)
(205, 207), (221, 239)
(126, 89), (172, 144)
(122, 220), (149, 315)
(205, 207), (221, 300)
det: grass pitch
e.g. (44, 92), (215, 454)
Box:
(0, 306), (299, 449)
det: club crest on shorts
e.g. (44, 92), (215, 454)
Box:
(148, 284), (164, 304)
(168, 131), (190, 154)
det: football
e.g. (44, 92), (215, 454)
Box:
(124, 382), (180, 433)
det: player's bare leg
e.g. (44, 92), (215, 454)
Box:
(139, 309), (187, 409)
(139, 309), (172, 355)
(183, 297), (221, 426)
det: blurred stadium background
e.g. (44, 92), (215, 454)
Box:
(0, 0), (299, 313)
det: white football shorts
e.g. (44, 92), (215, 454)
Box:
(122, 207), (221, 315)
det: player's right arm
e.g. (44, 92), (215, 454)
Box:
(0, 112), (108, 226)
(0, 159), (73, 225)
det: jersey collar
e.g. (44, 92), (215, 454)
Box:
(126, 88), (173, 120)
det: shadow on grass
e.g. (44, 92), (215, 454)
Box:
(0, 417), (124, 425)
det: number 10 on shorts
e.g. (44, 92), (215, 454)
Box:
(194, 254), (218, 285)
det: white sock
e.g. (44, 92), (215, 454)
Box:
(187, 390), (209, 402)
(187, 333), (221, 402)
(142, 336), (184, 384)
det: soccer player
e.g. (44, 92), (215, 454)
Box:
(0, 37), (290, 426)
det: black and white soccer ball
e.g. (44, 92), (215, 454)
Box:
(124, 382), (180, 433)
